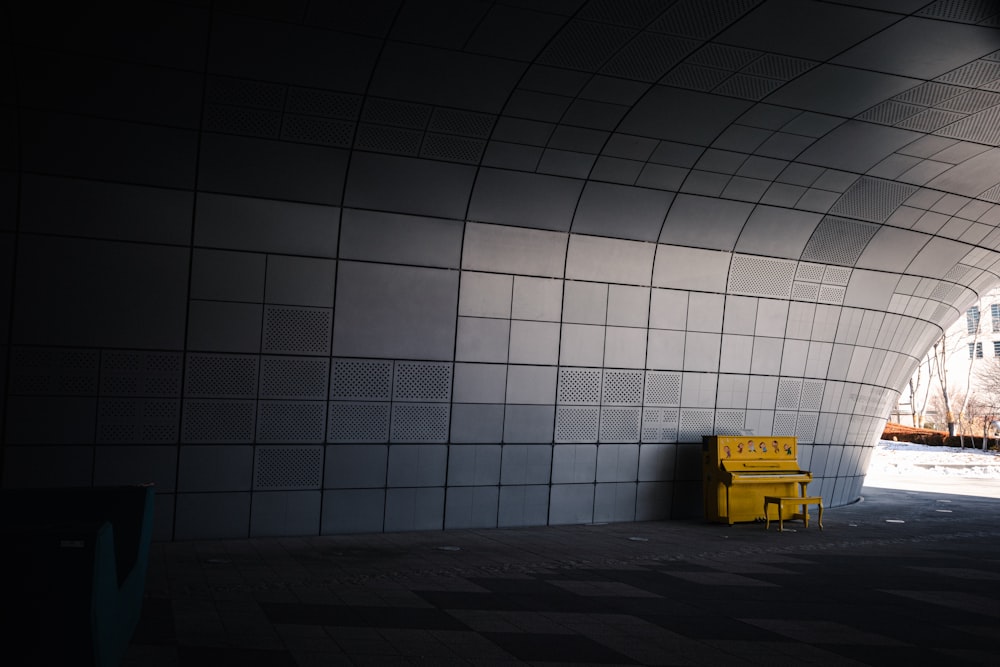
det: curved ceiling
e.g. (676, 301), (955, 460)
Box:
(4, 1), (1000, 524)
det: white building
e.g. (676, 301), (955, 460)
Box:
(893, 286), (1000, 432)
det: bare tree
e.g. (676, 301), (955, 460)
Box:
(974, 357), (1000, 450)
(932, 337), (956, 437)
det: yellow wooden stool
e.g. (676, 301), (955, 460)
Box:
(764, 496), (823, 531)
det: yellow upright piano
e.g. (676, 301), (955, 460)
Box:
(702, 435), (812, 524)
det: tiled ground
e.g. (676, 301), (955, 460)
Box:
(126, 486), (1000, 666)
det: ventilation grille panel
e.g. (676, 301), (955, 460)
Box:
(393, 362), (452, 402)
(650, 0), (763, 40)
(538, 20), (635, 71)
(328, 402), (390, 442)
(428, 108), (495, 138)
(829, 177), (918, 223)
(773, 411), (797, 436)
(678, 409), (714, 442)
(262, 306), (332, 355)
(390, 403), (450, 442)
(286, 88), (362, 119)
(796, 413), (819, 444)
(644, 371), (681, 406)
(599, 407), (641, 443)
(185, 354), (258, 398)
(729, 255), (795, 297)
(253, 445), (323, 490)
(330, 359), (393, 401)
(602, 369), (644, 405)
(801, 217), (878, 266)
(714, 410), (745, 435)
(260, 357), (329, 400)
(558, 368), (602, 404)
(420, 134), (485, 164)
(776, 379), (802, 410)
(795, 263), (826, 283)
(556, 406), (600, 443)
(641, 407), (679, 443)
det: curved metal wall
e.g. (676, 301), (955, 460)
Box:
(2, 1), (1000, 539)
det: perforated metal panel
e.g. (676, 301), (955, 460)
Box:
(97, 398), (179, 443)
(772, 411), (797, 436)
(644, 371), (681, 406)
(792, 282), (820, 301)
(918, 0), (1000, 23)
(650, 0), (762, 40)
(354, 124), (422, 155)
(256, 401), (326, 443)
(823, 266), (851, 286)
(935, 106), (1000, 145)
(185, 353), (258, 398)
(538, 20), (635, 71)
(420, 134), (485, 164)
(936, 60), (1000, 87)
(795, 263), (826, 283)
(253, 445), (323, 490)
(801, 217), (878, 265)
(714, 410), (746, 435)
(260, 357), (329, 400)
(393, 361), (452, 402)
(602, 369), (644, 406)
(800, 381), (825, 411)
(558, 367), (602, 405)
(428, 108), (495, 138)
(776, 379), (802, 409)
(817, 285), (847, 305)
(728, 255), (795, 298)
(641, 407), (679, 443)
(897, 109), (966, 132)
(203, 104), (281, 138)
(390, 403), (450, 443)
(678, 409), (714, 442)
(330, 358), (393, 401)
(938, 90), (1000, 114)
(182, 400), (256, 442)
(579, 0), (667, 26)
(688, 43), (761, 70)
(599, 407), (641, 443)
(281, 115), (354, 147)
(556, 406), (600, 443)
(858, 100), (923, 125)
(661, 64), (731, 90)
(362, 97), (432, 129)
(894, 81), (965, 106)
(101, 350), (183, 397)
(602, 33), (698, 82)
(286, 87), (362, 119)
(262, 306), (332, 355)
(9, 347), (99, 395)
(796, 413), (819, 444)
(327, 402), (390, 442)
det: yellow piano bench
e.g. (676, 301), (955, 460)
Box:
(764, 496), (823, 532)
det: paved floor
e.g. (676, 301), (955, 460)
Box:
(124, 485), (1000, 666)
